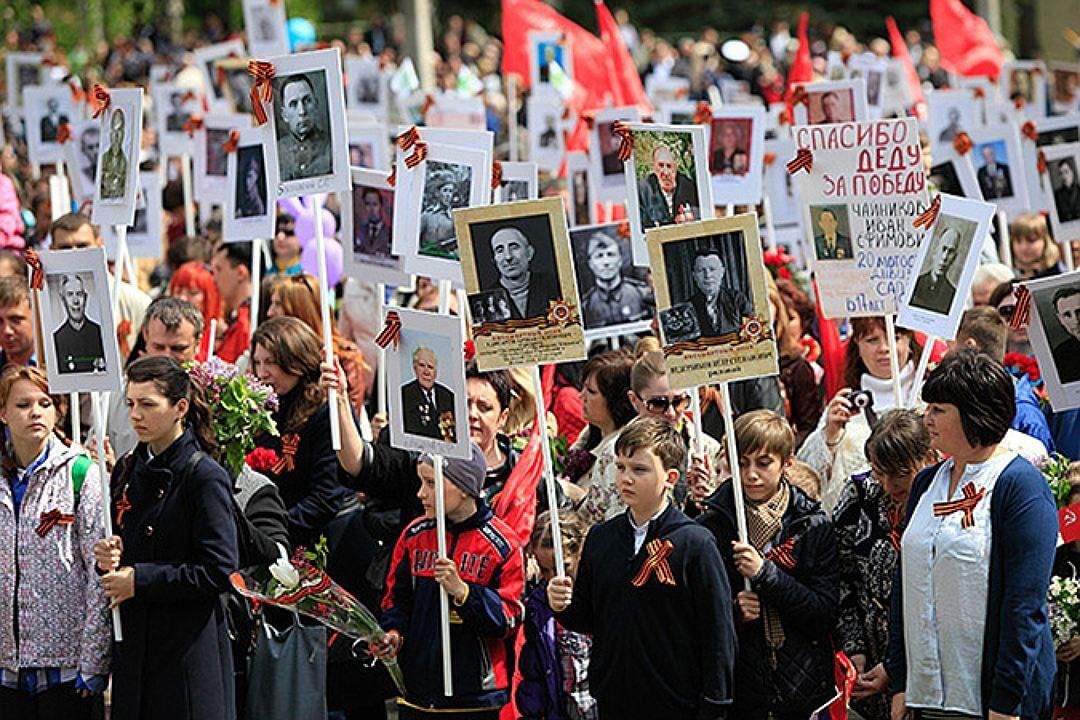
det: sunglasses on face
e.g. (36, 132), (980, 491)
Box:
(997, 304), (1016, 321)
(642, 393), (691, 413)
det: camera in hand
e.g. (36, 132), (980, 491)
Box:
(848, 390), (874, 412)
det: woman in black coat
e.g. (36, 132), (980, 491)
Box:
(94, 356), (238, 720)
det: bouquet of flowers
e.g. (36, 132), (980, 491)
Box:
(189, 357), (279, 478)
(1003, 352), (1050, 409)
(1049, 576), (1080, 648)
(763, 246), (812, 296)
(230, 538), (406, 694)
(1040, 452), (1075, 509)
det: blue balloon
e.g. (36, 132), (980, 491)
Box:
(287, 17), (316, 51)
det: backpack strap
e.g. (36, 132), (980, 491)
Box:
(71, 455), (93, 505)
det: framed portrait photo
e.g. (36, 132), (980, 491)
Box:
(527, 89), (566, 174)
(707, 105), (766, 206)
(529, 32), (572, 90)
(63, 120), (102, 205)
(1022, 117), (1080, 215)
(647, 213), (778, 390)
(622, 122), (714, 265)
(392, 141), (491, 284)
(455, 197), (587, 371)
(792, 79), (869, 126)
(566, 151), (596, 227)
(194, 40), (247, 111)
(571, 222), (654, 340)
(926, 89), (978, 154)
(847, 56), (888, 117)
(194, 113), (249, 202)
(590, 106), (642, 202)
(347, 121), (390, 171)
(91, 88), (144, 228)
(928, 144), (983, 200)
(153, 83), (201, 157)
(24, 85), (82, 166)
(37, 248), (123, 394)
(1002, 60), (1048, 119)
(224, 126), (275, 242)
(898, 194), (996, 339)
(968, 123), (1030, 218)
(1050, 63), (1080, 114)
(243, 0), (289, 58)
(261, 48), (351, 198)
(345, 55), (389, 122)
(1024, 271), (1080, 410)
(1042, 142), (1080, 243)
(339, 167), (410, 286)
(4, 52), (47, 118)
(494, 161), (538, 204)
(215, 57), (257, 116)
(385, 307), (471, 459)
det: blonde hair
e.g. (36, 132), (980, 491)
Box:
(734, 409), (795, 462)
(1010, 213), (1060, 277)
(630, 336), (666, 395)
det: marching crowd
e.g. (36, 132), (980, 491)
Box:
(1, 6), (1080, 720)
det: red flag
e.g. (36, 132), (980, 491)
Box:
(1061, 503), (1080, 544)
(785, 12), (813, 101)
(595, 0), (652, 114)
(491, 421), (545, 546)
(930, 0), (1004, 79)
(813, 277), (845, 401)
(885, 16), (927, 118)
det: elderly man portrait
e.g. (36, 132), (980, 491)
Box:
(400, 346), (457, 441)
(485, 225), (560, 320)
(39, 97), (69, 142)
(688, 247), (753, 338)
(276, 73), (331, 182)
(637, 142), (699, 229)
(52, 274), (105, 374)
(977, 143), (1013, 199)
(580, 231), (652, 328)
(1051, 285), (1080, 383)
(910, 225), (963, 314)
(813, 207), (853, 261)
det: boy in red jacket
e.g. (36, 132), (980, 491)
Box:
(372, 443), (525, 719)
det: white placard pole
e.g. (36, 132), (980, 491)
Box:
(91, 391), (123, 641)
(688, 386), (705, 456)
(249, 238), (262, 348)
(206, 318), (217, 359)
(720, 381), (750, 591)
(507, 75), (519, 163)
(376, 282), (387, 418)
(884, 314), (903, 407)
(762, 195), (777, 252)
(907, 334), (935, 408)
(180, 155), (196, 237)
(111, 226), (129, 326)
(311, 194), (341, 451)
(432, 454), (453, 696)
(531, 365), (566, 578)
(725, 203), (735, 217)
(437, 279), (451, 315)
(70, 392), (81, 444)
(50, 161), (72, 221)
(997, 210), (1012, 269)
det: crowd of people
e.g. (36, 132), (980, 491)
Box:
(0, 5), (1079, 720)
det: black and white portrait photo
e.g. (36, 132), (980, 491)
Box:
(571, 223), (654, 335)
(345, 56), (388, 121)
(38, 97), (69, 142)
(810, 204), (854, 262)
(1025, 273), (1080, 411)
(909, 216), (976, 315)
(235, 145), (267, 218)
(51, 272), (105, 374)
(929, 161), (964, 196)
(195, 114), (246, 203)
(1043, 143), (1080, 240)
(494, 161), (538, 204)
(4, 53), (44, 116)
(468, 290), (513, 324)
(153, 83), (199, 157)
(1047, 284), (1080, 385)
(224, 127), (274, 242)
(527, 90), (565, 174)
(660, 232), (753, 342)
(62, 121), (100, 204)
(193, 40), (246, 110)
(244, 0), (288, 57)
(567, 151), (594, 227)
(24, 86), (79, 166)
(467, 213), (562, 321)
(99, 108), (130, 202)
(419, 160), (473, 260)
(92, 88), (143, 228)
(590, 106), (641, 202)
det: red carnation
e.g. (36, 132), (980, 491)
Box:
(246, 447), (280, 473)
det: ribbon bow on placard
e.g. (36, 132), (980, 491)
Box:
(914, 195), (942, 229)
(786, 147), (813, 175)
(612, 120), (634, 163)
(692, 101), (713, 127)
(1009, 283), (1032, 330)
(952, 132), (974, 156)
(616, 221), (631, 239)
(36, 509), (75, 537)
(90, 84), (111, 119)
(933, 481), (986, 529)
(223, 130), (241, 153)
(1037, 150), (1048, 176)
(374, 310), (402, 349)
(184, 114), (204, 138)
(271, 433), (300, 474)
(404, 141), (428, 169)
(248, 60), (276, 125)
(25, 249), (44, 291)
(631, 538), (676, 587)
(491, 160), (503, 191)
(396, 126), (421, 152)
(789, 85), (809, 107)
(56, 123), (73, 145)
(1021, 121), (1039, 144)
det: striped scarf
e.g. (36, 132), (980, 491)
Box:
(746, 482), (790, 663)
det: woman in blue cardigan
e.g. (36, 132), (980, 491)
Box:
(886, 348), (1057, 720)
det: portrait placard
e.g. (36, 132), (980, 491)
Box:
(153, 83), (201, 157)
(880, 59), (914, 118)
(847, 56), (888, 117)
(24, 85), (81, 166)
(1024, 271), (1080, 411)
(590, 106), (642, 202)
(566, 151), (596, 227)
(657, 101), (698, 126)
(194, 113), (249, 202)
(4, 52), (46, 117)
(967, 123), (1030, 218)
(123, 172), (163, 259)
(224, 126), (275, 242)
(340, 167), (410, 287)
(261, 48), (351, 198)
(215, 57), (257, 115)
(1050, 63), (1080, 115)
(385, 307), (471, 459)
(347, 121), (390, 171)
(455, 197), (587, 371)
(402, 126), (495, 158)
(194, 40), (247, 111)
(926, 89), (978, 155)
(928, 145), (983, 201)
(63, 120), (102, 205)
(494, 161), (538, 203)
(791, 117), (931, 317)
(622, 122), (713, 264)
(1003, 60), (1048, 120)
(529, 32), (572, 90)
(791, 79), (869, 126)
(763, 137), (800, 227)
(645, 75), (690, 106)
(571, 222), (654, 340)
(425, 93), (487, 131)
(898, 194), (996, 339)
(1021, 116), (1080, 214)
(527, 90), (566, 174)
(37, 248), (123, 394)
(345, 55), (389, 122)
(647, 214), (778, 389)
(1042, 142), (1080, 243)
(708, 105), (766, 205)
(91, 88), (144, 228)
(392, 142), (491, 285)
(243, 0), (289, 58)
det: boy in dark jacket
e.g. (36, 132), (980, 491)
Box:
(547, 417), (736, 720)
(371, 443), (525, 719)
(697, 410), (839, 720)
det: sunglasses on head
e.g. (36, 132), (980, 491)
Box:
(642, 393), (691, 413)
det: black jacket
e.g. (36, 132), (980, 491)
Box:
(697, 481), (838, 717)
(556, 503), (735, 720)
(400, 379), (457, 442)
(109, 429), (238, 720)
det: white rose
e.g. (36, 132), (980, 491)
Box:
(270, 543), (300, 588)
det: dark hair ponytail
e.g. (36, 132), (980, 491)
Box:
(126, 356), (218, 455)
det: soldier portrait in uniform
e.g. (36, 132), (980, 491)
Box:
(1026, 275), (1080, 409)
(206, 127), (230, 178)
(469, 214), (562, 322)
(352, 185), (393, 258)
(418, 160), (472, 260)
(571, 223), (653, 334)
(50, 273), (106, 375)
(810, 204), (854, 262)
(99, 108), (129, 202)
(273, 70), (333, 183)
(909, 217), (975, 316)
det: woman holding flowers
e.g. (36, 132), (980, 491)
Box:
(93, 355), (238, 720)
(0, 366), (110, 719)
(1051, 463), (1080, 720)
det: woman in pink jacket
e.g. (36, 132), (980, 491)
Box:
(0, 146), (26, 251)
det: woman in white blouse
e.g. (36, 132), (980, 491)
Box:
(886, 348), (1057, 720)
